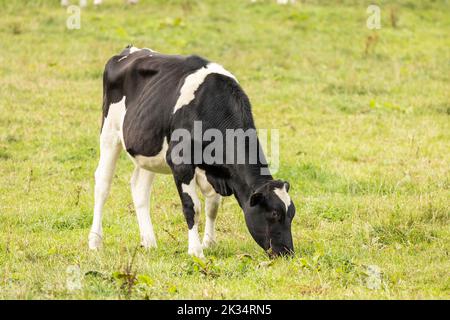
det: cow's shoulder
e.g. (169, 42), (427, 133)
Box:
(182, 54), (209, 71)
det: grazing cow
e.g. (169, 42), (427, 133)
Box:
(89, 46), (295, 258)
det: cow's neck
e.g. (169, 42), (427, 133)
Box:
(230, 163), (272, 209)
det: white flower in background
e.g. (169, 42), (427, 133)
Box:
(277, 0), (296, 4)
(62, 0), (138, 6)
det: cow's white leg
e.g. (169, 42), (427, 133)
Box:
(195, 168), (220, 248)
(130, 166), (157, 248)
(61, 0), (70, 6)
(171, 167), (204, 258)
(188, 225), (203, 258)
(182, 177), (203, 258)
(89, 128), (121, 250)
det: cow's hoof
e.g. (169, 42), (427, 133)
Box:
(188, 246), (205, 259)
(140, 236), (157, 249)
(88, 232), (102, 250)
(202, 236), (217, 249)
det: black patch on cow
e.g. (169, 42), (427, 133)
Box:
(180, 192), (196, 230)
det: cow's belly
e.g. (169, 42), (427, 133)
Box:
(130, 138), (172, 174)
(106, 96), (172, 174)
(120, 99), (172, 174)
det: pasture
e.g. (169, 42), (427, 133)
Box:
(0, 0), (449, 299)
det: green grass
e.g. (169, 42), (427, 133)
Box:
(0, 0), (449, 299)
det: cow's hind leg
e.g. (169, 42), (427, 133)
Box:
(196, 169), (221, 248)
(89, 128), (121, 249)
(130, 166), (157, 248)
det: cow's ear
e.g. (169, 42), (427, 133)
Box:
(250, 192), (264, 207)
(284, 181), (290, 193)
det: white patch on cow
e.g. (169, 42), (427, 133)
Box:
(134, 138), (171, 174)
(182, 176), (204, 258)
(129, 46), (141, 54)
(104, 96), (127, 148)
(173, 63), (238, 114)
(117, 47), (155, 62)
(181, 176), (201, 217)
(130, 47), (154, 53)
(273, 185), (291, 211)
(107, 96), (126, 127)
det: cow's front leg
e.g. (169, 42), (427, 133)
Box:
(171, 166), (204, 258)
(195, 168), (221, 248)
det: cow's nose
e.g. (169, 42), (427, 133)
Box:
(278, 247), (294, 257)
(267, 246), (294, 259)
(281, 248), (294, 257)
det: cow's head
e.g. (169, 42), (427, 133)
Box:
(244, 180), (295, 258)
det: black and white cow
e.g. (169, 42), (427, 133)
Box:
(89, 46), (295, 258)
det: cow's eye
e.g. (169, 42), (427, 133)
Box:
(272, 211), (281, 220)
(266, 211), (281, 222)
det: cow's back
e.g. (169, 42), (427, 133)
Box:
(102, 49), (209, 159)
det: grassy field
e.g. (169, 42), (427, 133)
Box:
(0, 0), (449, 299)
